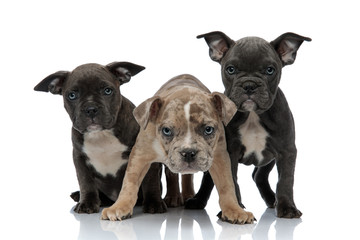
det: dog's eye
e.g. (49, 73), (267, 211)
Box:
(204, 126), (215, 136)
(266, 67), (275, 75)
(162, 127), (173, 137)
(104, 88), (113, 95)
(68, 91), (78, 100)
(226, 66), (236, 75)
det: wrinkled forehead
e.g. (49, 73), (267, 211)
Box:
(66, 65), (116, 87)
(228, 37), (278, 61)
(159, 89), (218, 126)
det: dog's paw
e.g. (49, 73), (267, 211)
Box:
(219, 207), (255, 224)
(164, 194), (184, 207)
(101, 204), (132, 221)
(181, 192), (195, 202)
(276, 204), (302, 218)
(143, 198), (167, 213)
(74, 200), (100, 214)
(184, 197), (207, 209)
(70, 191), (80, 202)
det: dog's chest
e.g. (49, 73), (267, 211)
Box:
(239, 111), (268, 163)
(83, 129), (128, 177)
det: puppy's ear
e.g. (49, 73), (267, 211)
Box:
(197, 31), (235, 63)
(133, 96), (163, 130)
(271, 33), (311, 66)
(106, 62), (145, 85)
(211, 92), (237, 126)
(34, 71), (69, 95)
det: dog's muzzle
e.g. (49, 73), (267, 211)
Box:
(229, 78), (270, 113)
(180, 148), (198, 163)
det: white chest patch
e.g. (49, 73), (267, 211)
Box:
(239, 111), (268, 162)
(83, 129), (128, 177)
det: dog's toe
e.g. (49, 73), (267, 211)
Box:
(220, 207), (256, 224)
(184, 197), (207, 209)
(101, 206), (132, 221)
(73, 201), (100, 214)
(143, 199), (167, 214)
(164, 195), (184, 207)
(276, 205), (302, 218)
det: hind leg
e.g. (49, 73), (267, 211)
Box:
(252, 161), (276, 208)
(164, 167), (183, 207)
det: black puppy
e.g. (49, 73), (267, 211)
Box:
(34, 62), (166, 214)
(186, 32), (311, 218)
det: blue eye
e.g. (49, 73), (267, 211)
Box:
(204, 126), (214, 136)
(226, 66), (236, 75)
(68, 91), (78, 100)
(266, 67), (275, 75)
(104, 88), (113, 95)
(162, 127), (172, 137)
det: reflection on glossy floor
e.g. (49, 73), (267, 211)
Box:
(73, 206), (301, 240)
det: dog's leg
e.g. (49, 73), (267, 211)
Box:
(72, 151), (101, 214)
(275, 152), (302, 218)
(185, 171), (214, 209)
(142, 163), (167, 213)
(101, 149), (153, 220)
(209, 144), (255, 224)
(181, 174), (195, 202)
(252, 161), (276, 208)
(164, 167), (183, 207)
(229, 150), (245, 208)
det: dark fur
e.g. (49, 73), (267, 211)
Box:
(186, 32), (311, 218)
(34, 62), (166, 214)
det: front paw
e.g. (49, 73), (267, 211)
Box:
(101, 204), (133, 221)
(276, 204), (302, 218)
(74, 200), (100, 214)
(219, 207), (255, 224)
(143, 198), (167, 213)
(164, 194), (183, 207)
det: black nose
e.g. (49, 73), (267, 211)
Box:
(85, 106), (98, 118)
(180, 148), (198, 163)
(242, 81), (258, 94)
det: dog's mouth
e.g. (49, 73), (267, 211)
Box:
(232, 94), (271, 114)
(177, 164), (203, 174)
(86, 123), (103, 132)
(241, 99), (257, 111)
(72, 117), (105, 133)
(167, 155), (212, 174)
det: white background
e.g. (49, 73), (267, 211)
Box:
(1, 0), (359, 239)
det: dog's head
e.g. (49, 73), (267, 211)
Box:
(134, 87), (236, 174)
(197, 31), (311, 114)
(34, 62), (145, 133)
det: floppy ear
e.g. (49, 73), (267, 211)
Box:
(106, 61), (145, 85)
(133, 96), (163, 130)
(34, 71), (69, 95)
(211, 92), (237, 126)
(197, 31), (235, 63)
(271, 32), (312, 66)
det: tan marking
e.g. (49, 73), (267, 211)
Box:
(239, 111), (268, 162)
(83, 129), (128, 177)
(181, 174), (195, 201)
(101, 130), (159, 220)
(209, 136), (255, 224)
